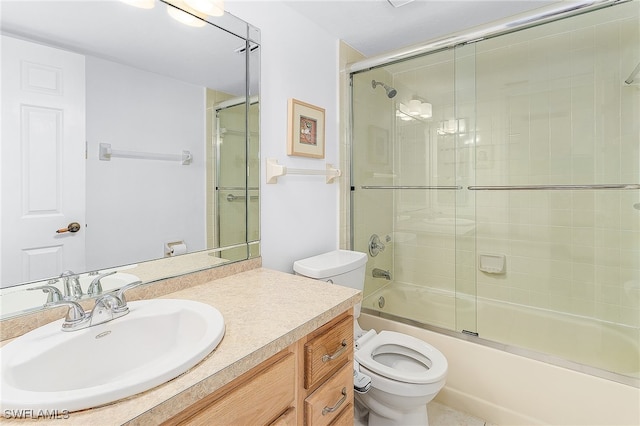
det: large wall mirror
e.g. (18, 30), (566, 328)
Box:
(0, 0), (260, 319)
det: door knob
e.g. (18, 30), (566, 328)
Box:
(56, 222), (81, 233)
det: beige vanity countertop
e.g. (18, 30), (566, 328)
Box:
(1, 267), (361, 425)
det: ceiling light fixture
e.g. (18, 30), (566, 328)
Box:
(167, 5), (206, 27)
(397, 99), (432, 121)
(166, 0), (207, 27)
(185, 0), (224, 17)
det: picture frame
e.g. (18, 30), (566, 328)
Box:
(287, 98), (325, 158)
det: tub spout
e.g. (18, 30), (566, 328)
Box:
(372, 268), (391, 280)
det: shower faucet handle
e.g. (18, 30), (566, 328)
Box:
(368, 234), (386, 257)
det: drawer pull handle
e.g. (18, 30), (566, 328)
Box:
(322, 387), (347, 416)
(322, 340), (348, 362)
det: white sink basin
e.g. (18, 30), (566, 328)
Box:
(0, 299), (224, 412)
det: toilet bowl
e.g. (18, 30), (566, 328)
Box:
(293, 250), (448, 426)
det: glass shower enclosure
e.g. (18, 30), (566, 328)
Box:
(350, 1), (639, 384)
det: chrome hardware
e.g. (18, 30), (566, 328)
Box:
(95, 331), (112, 339)
(90, 294), (128, 326)
(28, 283), (64, 304)
(322, 340), (348, 362)
(226, 193), (259, 202)
(44, 280), (143, 332)
(372, 268), (391, 280)
(468, 184), (640, 191)
(45, 300), (90, 331)
(368, 234), (385, 257)
(59, 270), (83, 299)
(322, 388), (347, 415)
(361, 185), (462, 190)
(56, 222), (81, 233)
(87, 271), (117, 296)
(378, 296), (386, 309)
(113, 280), (144, 311)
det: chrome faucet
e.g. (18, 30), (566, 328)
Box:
(45, 299), (90, 331)
(372, 268), (391, 280)
(45, 280), (143, 331)
(59, 270), (83, 299)
(28, 280), (64, 304)
(113, 281), (144, 311)
(89, 294), (128, 326)
(87, 271), (117, 296)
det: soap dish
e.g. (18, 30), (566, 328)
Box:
(479, 254), (506, 274)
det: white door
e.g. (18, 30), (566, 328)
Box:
(1, 35), (86, 288)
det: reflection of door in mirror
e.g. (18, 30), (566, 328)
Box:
(209, 99), (259, 261)
(1, 35), (87, 287)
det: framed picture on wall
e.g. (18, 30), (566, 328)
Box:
(287, 98), (325, 158)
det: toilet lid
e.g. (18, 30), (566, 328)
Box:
(355, 330), (447, 384)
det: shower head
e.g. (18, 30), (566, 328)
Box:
(372, 80), (397, 98)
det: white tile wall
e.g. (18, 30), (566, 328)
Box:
(349, 0), (640, 359)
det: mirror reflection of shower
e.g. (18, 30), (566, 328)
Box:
(372, 79), (397, 98)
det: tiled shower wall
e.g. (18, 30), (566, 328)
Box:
(472, 2), (639, 327)
(352, 1), (639, 332)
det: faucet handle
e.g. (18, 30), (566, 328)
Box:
(113, 280), (143, 310)
(88, 271), (117, 296)
(45, 300), (88, 331)
(28, 284), (64, 304)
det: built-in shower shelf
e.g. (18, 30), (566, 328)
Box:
(479, 254), (506, 274)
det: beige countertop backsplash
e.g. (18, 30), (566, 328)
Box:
(0, 259), (361, 425)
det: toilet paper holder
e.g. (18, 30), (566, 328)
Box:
(165, 241), (187, 257)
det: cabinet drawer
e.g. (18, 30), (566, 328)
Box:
(327, 403), (353, 426)
(175, 352), (296, 425)
(304, 315), (353, 389)
(270, 407), (296, 426)
(304, 363), (353, 426)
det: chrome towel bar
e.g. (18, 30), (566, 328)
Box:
(360, 185), (462, 190)
(468, 184), (640, 191)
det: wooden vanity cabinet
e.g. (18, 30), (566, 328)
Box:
(164, 346), (297, 426)
(164, 311), (354, 426)
(298, 314), (354, 426)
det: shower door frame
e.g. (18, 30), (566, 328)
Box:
(348, 0), (639, 388)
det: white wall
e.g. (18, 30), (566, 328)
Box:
(226, 1), (340, 272)
(85, 56), (206, 270)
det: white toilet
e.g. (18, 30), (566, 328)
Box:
(293, 250), (448, 426)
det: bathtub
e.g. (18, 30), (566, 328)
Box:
(362, 282), (640, 380)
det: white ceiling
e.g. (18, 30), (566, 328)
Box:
(282, 0), (562, 58)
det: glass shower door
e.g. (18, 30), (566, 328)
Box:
(352, 49), (473, 333)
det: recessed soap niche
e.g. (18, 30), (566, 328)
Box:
(478, 254), (506, 274)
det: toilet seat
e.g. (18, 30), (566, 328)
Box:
(355, 330), (447, 384)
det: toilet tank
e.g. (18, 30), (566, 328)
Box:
(293, 250), (367, 291)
